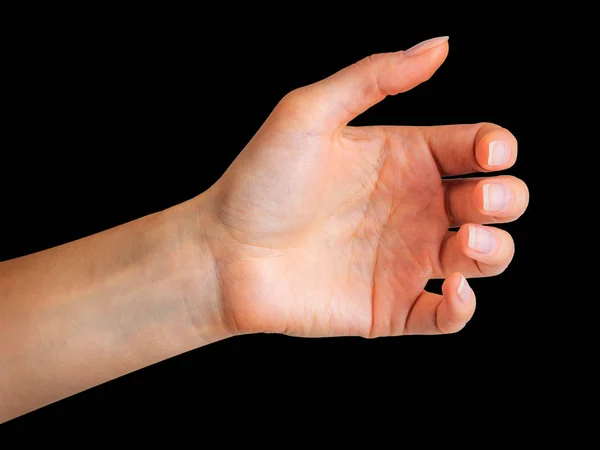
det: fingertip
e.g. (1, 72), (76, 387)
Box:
(457, 224), (515, 276)
(438, 273), (476, 333)
(472, 175), (529, 220)
(475, 128), (518, 172)
(457, 224), (499, 257)
(403, 36), (450, 57)
(392, 38), (450, 93)
(443, 273), (474, 306)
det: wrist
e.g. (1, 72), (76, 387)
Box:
(164, 190), (233, 345)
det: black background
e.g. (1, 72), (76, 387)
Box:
(1, 8), (549, 435)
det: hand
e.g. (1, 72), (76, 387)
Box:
(199, 36), (529, 338)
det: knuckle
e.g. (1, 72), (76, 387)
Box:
(360, 53), (390, 91)
(359, 52), (386, 67)
(273, 87), (314, 123)
(278, 87), (307, 109)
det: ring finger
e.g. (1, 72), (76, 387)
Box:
(432, 225), (515, 279)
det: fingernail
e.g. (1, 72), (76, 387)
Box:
(488, 140), (510, 166)
(457, 275), (472, 303)
(483, 183), (513, 212)
(404, 36), (449, 57)
(468, 226), (497, 254)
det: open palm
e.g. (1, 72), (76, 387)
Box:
(204, 37), (528, 338)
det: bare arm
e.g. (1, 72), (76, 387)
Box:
(0, 195), (227, 422)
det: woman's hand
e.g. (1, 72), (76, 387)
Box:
(198, 36), (529, 338)
(0, 36), (530, 422)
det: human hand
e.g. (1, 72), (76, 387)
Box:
(198, 36), (529, 338)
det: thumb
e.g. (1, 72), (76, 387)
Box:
(280, 36), (449, 131)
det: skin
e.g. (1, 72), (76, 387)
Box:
(0, 37), (529, 422)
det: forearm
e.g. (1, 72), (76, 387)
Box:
(0, 195), (228, 422)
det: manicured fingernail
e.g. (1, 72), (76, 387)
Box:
(488, 140), (510, 166)
(468, 226), (497, 254)
(457, 275), (472, 303)
(483, 183), (513, 212)
(404, 36), (449, 57)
